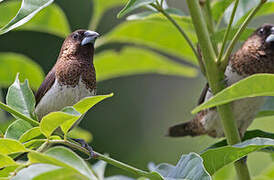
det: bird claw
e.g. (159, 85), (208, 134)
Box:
(71, 138), (97, 160)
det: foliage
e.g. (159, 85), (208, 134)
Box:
(1, 0), (274, 180)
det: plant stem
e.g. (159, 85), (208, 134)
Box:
(150, 3), (201, 64)
(221, 0), (267, 70)
(50, 140), (160, 180)
(186, 0), (251, 180)
(0, 102), (39, 126)
(217, 0), (239, 64)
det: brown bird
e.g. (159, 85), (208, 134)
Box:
(35, 30), (99, 154)
(168, 24), (274, 138)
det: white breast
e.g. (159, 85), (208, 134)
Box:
(201, 64), (265, 137)
(35, 77), (95, 120)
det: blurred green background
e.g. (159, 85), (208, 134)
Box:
(1, 0), (274, 179)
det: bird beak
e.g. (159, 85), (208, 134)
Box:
(81, 30), (100, 46)
(266, 27), (274, 45)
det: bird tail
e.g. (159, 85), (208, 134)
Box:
(167, 120), (205, 137)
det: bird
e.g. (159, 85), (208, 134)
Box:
(168, 24), (274, 138)
(35, 29), (99, 155)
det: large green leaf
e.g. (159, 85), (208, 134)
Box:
(95, 48), (197, 81)
(201, 138), (274, 175)
(0, 53), (44, 90)
(150, 153), (211, 180)
(6, 74), (36, 119)
(0, 2), (70, 37)
(40, 94), (113, 136)
(223, 0), (260, 25)
(0, 0), (54, 35)
(4, 119), (32, 140)
(40, 111), (80, 138)
(192, 74), (274, 114)
(12, 164), (62, 180)
(19, 127), (44, 143)
(253, 163), (274, 180)
(0, 154), (18, 169)
(28, 146), (97, 179)
(236, 2), (274, 26)
(33, 167), (88, 180)
(0, 139), (27, 155)
(0, 165), (19, 178)
(117, 0), (155, 18)
(103, 16), (197, 64)
(91, 0), (127, 28)
(211, 0), (234, 23)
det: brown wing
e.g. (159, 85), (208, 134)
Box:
(197, 83), (209, 105)
(35, 68), (56, 106)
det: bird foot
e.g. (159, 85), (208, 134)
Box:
(71, 138), (97, 159)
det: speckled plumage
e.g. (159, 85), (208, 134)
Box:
(169, 24), (274, 138)
(35, 30), (98, 121)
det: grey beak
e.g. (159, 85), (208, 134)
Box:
(266, 27), (274, 44)
(81, 30), (100, 46)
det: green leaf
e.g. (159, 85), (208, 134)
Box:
(92, 160), (107, 180)
(201, 138), (274, 175)
(0, 165), (19, 178)
(205, 130), (274, 150)
(0, 101), (39, 127)
(0, 2), (70, 37)
(4, 119), (32, 140)
(23, 139), (45, 150)
(223, 0), (260, 25)
(95, 48), (197, 82)
(61, 94), (113, 134)
(0, 154), (17, 169)
(235, 2), (274, 26)
(192, 74), (274, 114)
(0, 53), (44, 90)
(0, 139), (27, 155)
(40, 111), (80, 138)
(0, 0), (54, 35)
(151, 153), (211, 180)
(253, 163), (274, 180)
(28, 146), (97, 179)
(33, 167), (88, 180)
(40, 94), (113, 136)
(12, 164), (62, 180)
(211, 0), (234, 22)
(6, 74), (36, 119)
(118, 0), (155, 18)
(91, 0), (126, 28)
(19, 127), (44, 143)
(104, 16), (197, 64)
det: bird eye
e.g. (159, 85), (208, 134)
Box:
(72, 34), (79, 39)
(258, 28), (265, 35)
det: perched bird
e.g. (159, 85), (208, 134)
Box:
(35, 30), (99, 153)
(168, 24), (274, 138)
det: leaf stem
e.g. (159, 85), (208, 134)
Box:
(0, 101), (39, 126)
(49, 140), (161, 180)
(217, 0), (239, 64)
(220, 0), (267, 70)
(150, 3), (201, 64)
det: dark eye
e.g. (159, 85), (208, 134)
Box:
(72, 34), (79, 39)
(258, 28), (265, 35)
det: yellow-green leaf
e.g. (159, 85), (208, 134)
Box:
(95, 48), (197, 82)
(0, 53), (44, 90)
(192, 74), (274, 114)
(0, 139), (27, 155)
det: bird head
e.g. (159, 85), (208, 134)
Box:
(59, 30), (100, 60)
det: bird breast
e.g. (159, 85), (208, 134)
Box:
(35, 77), (96, 121)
